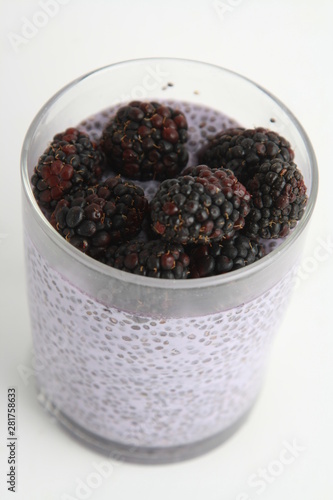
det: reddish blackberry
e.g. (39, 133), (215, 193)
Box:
(244, 159), (308, 239)
(150, 165), (251, 245)
(51, 177), (148, 255)
(198, 127), (294, 184)
(189, 234), (265, 278)
(31, 128), (104, 210)
(100, 101), (189, 181)
(105, 239), (190, 279)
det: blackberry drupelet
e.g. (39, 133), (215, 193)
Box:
(189, 234), (265, 278)
(31, 128), (104, 210)
(244, 158), (308, 239)
(105, 239), (190, 279)
(198, 127), (294, 184)
(100, 101), (189, 181)
(51, 177), (148, 255)
(150, 165), (251, 245)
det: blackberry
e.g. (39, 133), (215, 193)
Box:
(51, 177), (148, 255)
(105, 239), (190, 279)
(31, 128), (104, 210)
(189, 234), (265, 278)
(100, 101), (189, 181)
(198, 127), (294, 184)
(244, 159), (308, 239)
(150, 165), (251, 245)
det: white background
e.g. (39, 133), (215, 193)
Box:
(1, 0), (333, 499)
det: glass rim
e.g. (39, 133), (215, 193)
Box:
(21, 57), (319, 290)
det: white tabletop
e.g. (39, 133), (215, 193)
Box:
(1, 0), (332, 499)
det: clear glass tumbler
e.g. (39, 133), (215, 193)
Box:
(21, 58), (318, 463)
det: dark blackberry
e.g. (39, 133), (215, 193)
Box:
(31, 128), (104, 210)
(198, 127), (294, 184)
(150, 166), (251, 245)
(105, 239), (190, 279)
(51, 177), (148, 255)
(189, 234), (265, 278)
(100, 101), (189, 181)
(244, 159), (308, 239)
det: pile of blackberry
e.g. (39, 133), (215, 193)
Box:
(31, 101), (308, 279)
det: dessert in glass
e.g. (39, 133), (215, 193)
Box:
(21, 58), (318, 463)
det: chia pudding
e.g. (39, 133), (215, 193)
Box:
(22, 61), (316, 463)
(26, 236), (296, 451)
